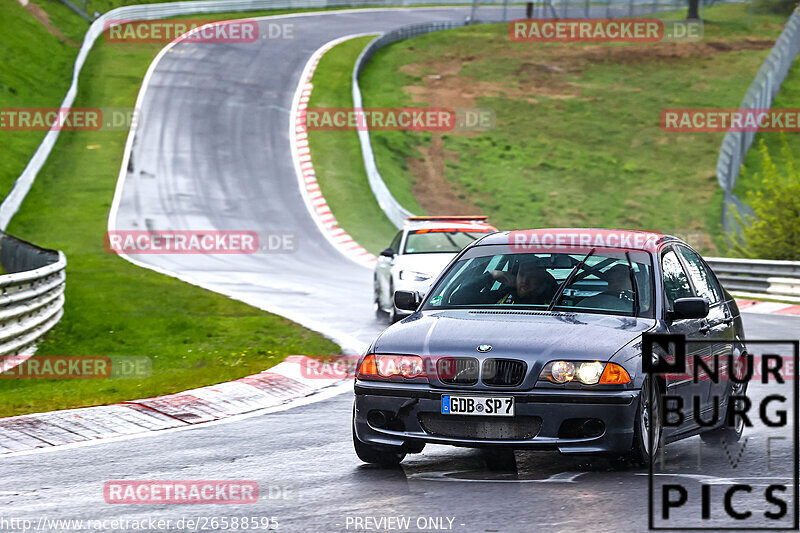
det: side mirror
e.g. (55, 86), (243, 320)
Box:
(394, 290), (421, 312)
(380, 247), (395, 258)
(669, 297), (709, 320)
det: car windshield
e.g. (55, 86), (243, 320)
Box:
(423, 250), (653, 317)
(403, 230), (490, 254)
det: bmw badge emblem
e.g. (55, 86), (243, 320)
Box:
(477, 344), (492, 353)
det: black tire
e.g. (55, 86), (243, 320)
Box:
(388, 281), (400, 323)
(700, 379), (747, 444)
(352, 419), (406, 467)
(373, 278), (384, 320)
(614, 376), (662, 469)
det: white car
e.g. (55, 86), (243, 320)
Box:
(373, 216), (497, 322)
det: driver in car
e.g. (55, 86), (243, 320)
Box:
(488, 256), (559, 305)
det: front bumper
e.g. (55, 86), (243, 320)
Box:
(354, 381), (640, 454)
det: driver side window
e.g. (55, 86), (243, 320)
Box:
(662, 249), (693, 311)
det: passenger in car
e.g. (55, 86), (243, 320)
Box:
(578, 264), (634, 311)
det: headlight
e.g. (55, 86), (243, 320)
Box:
(398, 270), (432, 282)
(357, 354), (426, 380)
(540, 361), (630, 385)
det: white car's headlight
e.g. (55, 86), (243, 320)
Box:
(398, 270), (432, 282)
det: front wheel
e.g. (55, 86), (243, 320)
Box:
(614, 377), (662, 469)
(373, 279), (384, 320)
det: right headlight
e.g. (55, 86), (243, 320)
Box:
(539, 360), (630, 385)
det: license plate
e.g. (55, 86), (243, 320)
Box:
(441, 395), (514, 417)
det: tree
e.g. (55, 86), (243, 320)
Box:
(728, 137), (800, 260)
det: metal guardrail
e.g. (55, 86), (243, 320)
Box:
(716, 10), (800, 234)
(706, 257), (800, 302)
(0, 232), (67, 357)
(352, 21), (469, 227)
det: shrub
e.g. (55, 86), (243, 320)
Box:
(727, 136), (800, 260)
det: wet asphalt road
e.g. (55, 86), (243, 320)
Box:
(0, 312), (796, 532)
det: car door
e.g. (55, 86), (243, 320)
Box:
(676, 245), (734, 416)
(660, 247), (711, 435)
(376, 231), (403, 308)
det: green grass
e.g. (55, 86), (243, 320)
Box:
(355, 4), (788, 254)
(0, 0), (78, 203)
(0, 15), (341, 418)
(306, 35), (399, 254)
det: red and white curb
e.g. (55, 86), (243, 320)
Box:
(291, 35), (377, 269)
(736, 299), (800, 316)
(0, 356), (347, 455)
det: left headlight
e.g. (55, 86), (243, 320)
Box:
(398, 270), (432, 282)
(539, 360), (630, 385)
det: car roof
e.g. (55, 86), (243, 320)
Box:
(403, 216), (497, 232)
(475, 228), (679, 252)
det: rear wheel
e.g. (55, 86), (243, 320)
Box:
(352, 418), (406, 467)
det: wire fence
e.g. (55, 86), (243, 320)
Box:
(717, 9), (800, 236)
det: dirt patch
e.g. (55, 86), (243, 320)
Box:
(400, 39), (775, 108)
(22, 1), (79, 47)
(407, 134), (483, 215)
(396, 37), (773, 218)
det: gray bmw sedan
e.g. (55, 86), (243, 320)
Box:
(353, 229), (748, 467)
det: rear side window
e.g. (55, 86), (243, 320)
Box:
(678, 247), (721, 304)
(662, 249), (693, 310)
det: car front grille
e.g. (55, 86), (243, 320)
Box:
(418, 413), (542, 440)
(482, 358), (526, 387)
(437, 357), (479, 385)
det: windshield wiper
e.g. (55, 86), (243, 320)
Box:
(625, 252), (640, 317)
(547, 248), (595, 311)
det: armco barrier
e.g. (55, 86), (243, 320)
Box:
(351, 21), (468, 227)
(0, 232), (67, 357)
(716, 10), (800, 234)
(706, 256), (800, 302)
